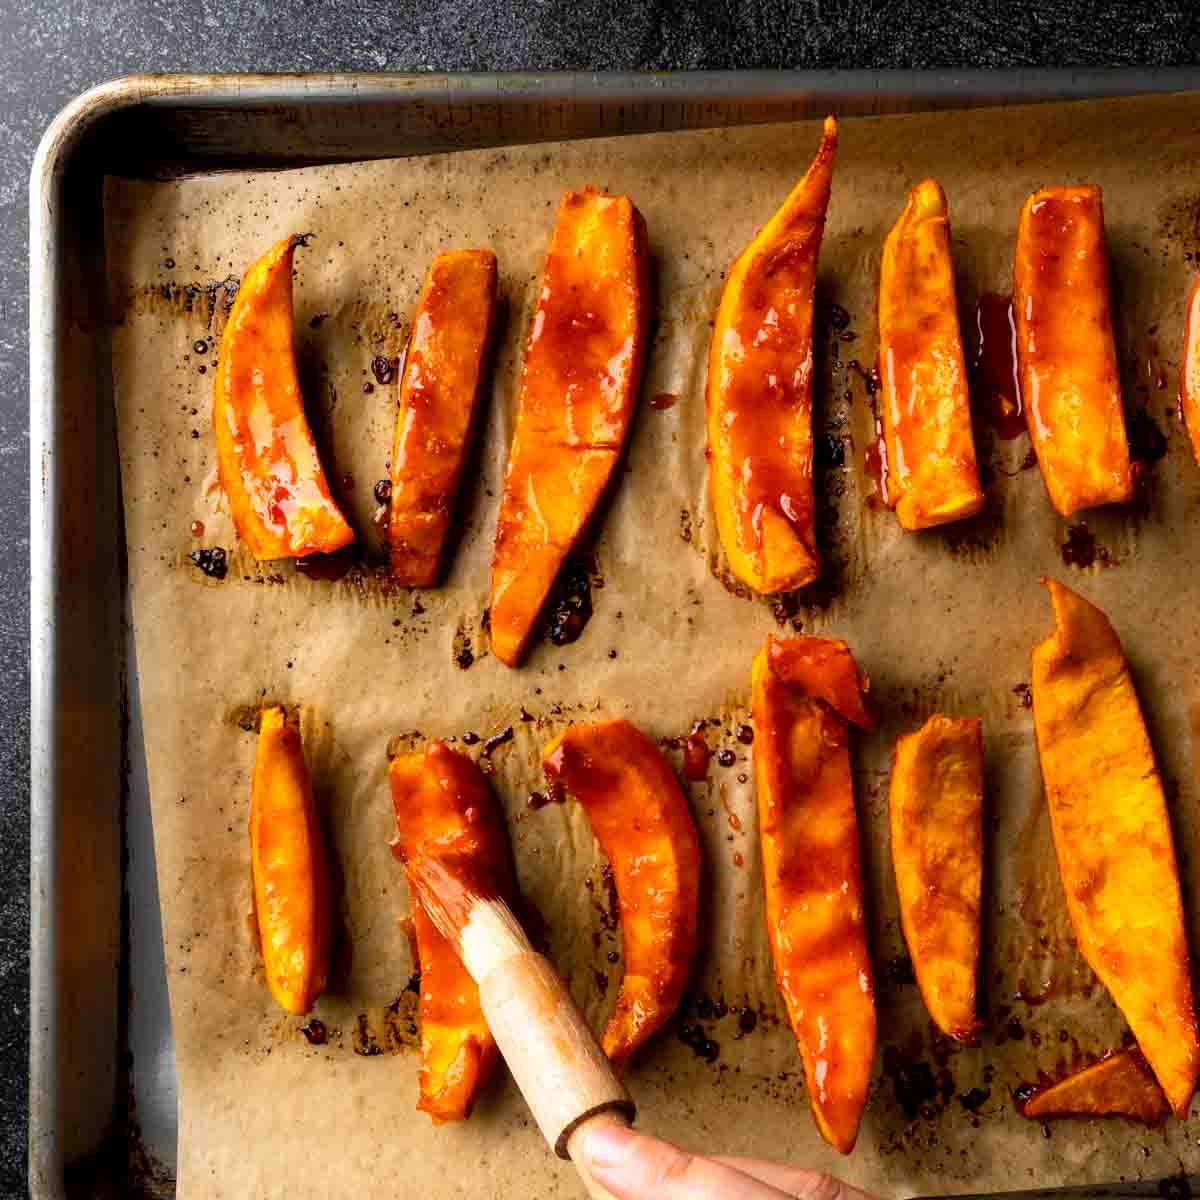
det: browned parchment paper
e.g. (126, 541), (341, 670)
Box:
(106, 93), (1200, 1199)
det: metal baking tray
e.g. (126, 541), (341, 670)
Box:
(30, 68), (1200, 1199)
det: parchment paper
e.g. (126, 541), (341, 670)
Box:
(106, 93), (1200, 1199)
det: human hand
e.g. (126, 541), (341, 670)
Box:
(576, 1122), (878, 1200)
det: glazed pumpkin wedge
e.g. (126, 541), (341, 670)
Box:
(388, 250), (498, 585)
(1180, 274), (1200, 464)
(1019, 1048), (1170, 1126)
(250, 706), (333, 1016)
(390, 742), (518, 1122)
(751, 635), (878, 1154)
(543, 719), (701, 1069)
(707, 116), (837, 593)
(1032, 579), (1200, 1117)
(1013, 186), (1133, 516)
(489, 190), (651, 667)
(878, 180), (985, 530)
(214, 236), (354, 559)
(889, 715), (984, 1043)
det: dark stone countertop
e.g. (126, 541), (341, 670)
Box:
(4, 2), (1198, 1195)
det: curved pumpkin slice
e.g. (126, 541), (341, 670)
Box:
(889, 714), (984, 1043)
(250, 706), (332, 1015)
(489, 190), (651, 667)
(1020, 1048), (1170, 1125)
(388, 249), (498, 585)
(214, 236), (354, 560)
(390, 742), (518, 1122)
(751, 636), (876, 1154)
(1180, 274), (1200, 465)
(1012, 186), (1133, 517)
(707, 117), (837, 594)
(1032, 579), (1199, 1117)
(543, 719), (701, 1069)
(878, 180), (985, 531)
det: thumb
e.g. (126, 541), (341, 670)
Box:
(575, 1122), (795, 1200)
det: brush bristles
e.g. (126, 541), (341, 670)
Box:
(406, 857), (474, 950)
(407, 855), (531, 980)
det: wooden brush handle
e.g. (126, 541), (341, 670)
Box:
(477, 949), (635, 1189)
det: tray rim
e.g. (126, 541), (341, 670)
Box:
(29, 68), (1200, 1200)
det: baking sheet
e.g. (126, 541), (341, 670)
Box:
(105, 91), (1200, 1198)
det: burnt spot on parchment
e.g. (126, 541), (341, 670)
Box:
(680, 507), (694, 544)
(123, 275), (240, 335)
(1060, 522), (1116, 570)
(545, 557), (596, 646)
(882, 1031), (957, 1124)
(188, 545), (228, 580)
(678, 1021), (720, 1063)
(453, 618), (476, 670)
(543, 552), (604, 649)
(351, 990), (421, 1057)
(300, 1019), (328, 1045)
(1158, 192), (1200, 263)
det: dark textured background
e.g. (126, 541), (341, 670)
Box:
(7, 2), (1200, 1196)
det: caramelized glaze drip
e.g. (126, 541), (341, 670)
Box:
(972, 293), (1025, 440)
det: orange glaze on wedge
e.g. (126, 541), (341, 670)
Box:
(213, 236), (354, 559)
(1180, 274), (1200, 464)
(543, 719), (701, 1069)
(707, 117), (837, 594)
(489, 190), (651, 667)
(751, 635), (877, 1153)
(390, 742), (518, 1121)
(1013, 187), (1133, 516)
(1020, 1048), (1170, 1125)
(878, 180), (985, 530)
(1032, 579), (1199, 1117)
(388, 250), (498, 586)
(250, 706), (332, 1015)
(889, 715), (984, 1042)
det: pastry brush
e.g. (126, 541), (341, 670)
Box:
(407, 855), (635, 1199)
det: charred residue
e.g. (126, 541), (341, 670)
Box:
(189, 546), (228, 580)
(1158, 191), (1200, 263)
(545, 555), (601, 647)
(300, 1019), (328, 1045)
(453, 620), (475, 670)
(352, 1013), (382, 1057)
(678, 1022), (720, 1063)
(1128, 406), (1168, 466)
(882, 1032), (955, 1123)
(1060, 522), (1114, 570)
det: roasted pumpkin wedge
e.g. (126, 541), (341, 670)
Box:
(213, 236), (354, 559)
(1032, 579), (1199, 1117)
(1012, 186), (1133, 517)
(1180, 274), (1200, 465)
(751, 635), (877, 1154)
(1019, 1048), (1170, 1125)
(390, 741), (518, 1122)
(489, 190), (651, 667)
(543, 719), (701, 1069)
(707, 117), (837, 594)
(388, 249), (498, 585)
(878, 180), (985, 531)
(889, 715), (983, 1043)
(250, 706), (332, 1015)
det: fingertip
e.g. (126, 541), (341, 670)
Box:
(576, 1120), (639, 1170)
